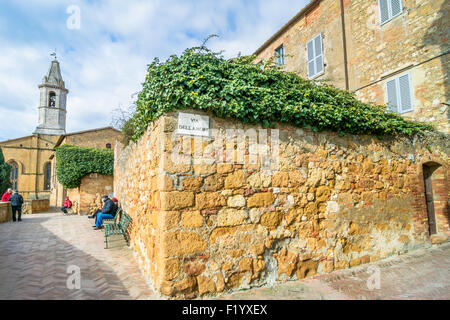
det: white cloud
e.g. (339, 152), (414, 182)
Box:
(0, 0), (309, 140)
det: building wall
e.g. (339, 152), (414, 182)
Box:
(50, 127), (121, 207)
(0, 134), (60, 200)
(63, 128), (122, 149)
(67, 173), (113, 215)
(255, 0), (449, 133)
(348, 0), (449, 132)
(114, 111), (449, 299)
(255, 0), (347, 89)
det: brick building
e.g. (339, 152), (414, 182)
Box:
(0, 58), (121, 207)
(254, 0), (449, 133)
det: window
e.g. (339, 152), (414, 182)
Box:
(386, 73), (413, 114)
(106, 143), (112, 149)
(274, 45), (284, 65)
(379, 0), (403, 25)
(9, 161), (18, 191)
(306, 34), (324, 79)
(48, 92), (56, 108)
(44, 163), (51, 190)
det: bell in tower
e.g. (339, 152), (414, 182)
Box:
(34, 56), (68, 136)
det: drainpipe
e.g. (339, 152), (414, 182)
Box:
(340, 0), (350, 91)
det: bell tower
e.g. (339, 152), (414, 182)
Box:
(34, 57), (68, 135)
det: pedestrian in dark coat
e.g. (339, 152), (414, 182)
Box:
(10, 191), (24, 222)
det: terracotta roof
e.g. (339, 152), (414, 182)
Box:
(253, 0), (322, 56)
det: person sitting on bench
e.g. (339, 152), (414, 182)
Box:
(93, 195), (116, 230)
(61, 196), (72, 215)
(88, 196), (118, 223)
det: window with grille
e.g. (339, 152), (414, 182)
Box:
(386, 73), (414, 114)
(379, 0), (403, 25)
(306, 34), (324, 79)
(274, 45), (284, 65)
(9, 161), (18, 191)
(44, 162), (51, 190)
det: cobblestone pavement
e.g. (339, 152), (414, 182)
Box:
(0, 211), (156, 300)
(217, 242), (450, 300)
(1, 212), (448, 300)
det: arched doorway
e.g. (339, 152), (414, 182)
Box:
(8, 161), (19, 191)
(422, 162), (448, 236)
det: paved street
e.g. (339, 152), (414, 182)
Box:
(0, 211), (449, 300)
(0, 211), (155, 300)
(217, 242), (450, 300)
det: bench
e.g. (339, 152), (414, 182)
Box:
(104, 208), (122, 225)
(104, 211), (131, 249)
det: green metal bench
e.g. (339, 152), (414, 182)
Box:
(104, 211), (131, 249)
(104, 208), (122, 225)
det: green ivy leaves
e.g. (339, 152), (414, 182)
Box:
(130, 46), (433, 142)
(55, 145), (114, 189)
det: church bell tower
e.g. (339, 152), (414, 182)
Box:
(34, 58), (68, 135)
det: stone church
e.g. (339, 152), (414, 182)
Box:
(0, 58), (121, 208)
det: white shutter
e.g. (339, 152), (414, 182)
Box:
(306, 40), (315, 78)
(398, 73), (413, 112)
(307, 34), (324, 78)
(379, 0), (390, 24)
(315, 34), (324, 74)
(390, 0), (402, 17)
(386, 79), (398, 113)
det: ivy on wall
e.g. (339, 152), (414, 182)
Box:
(130, 45), (433, 142)
(55, 145), (114, 189)
(0, 147), (11, 193)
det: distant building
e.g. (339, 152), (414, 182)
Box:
(254, 0), (449, 133)
(0, 58), (121, 207)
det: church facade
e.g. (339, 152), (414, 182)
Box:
(0, 58), (121, 204)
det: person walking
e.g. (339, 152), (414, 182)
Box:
(1, 188), (12, 202)
(10, 190), (24, 222)
(61, 196), (72, 215)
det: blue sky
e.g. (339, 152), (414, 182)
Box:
(0, 0), (309, 141)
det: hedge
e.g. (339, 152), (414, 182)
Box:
(55, 144), (114, 189)
(129, 45), (433, 142)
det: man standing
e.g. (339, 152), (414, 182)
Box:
(10, 190), (24, 222)
(1, 188), (12, 202)
(93, 195), (115, 230)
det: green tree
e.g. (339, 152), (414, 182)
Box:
(0, 147), (11, 194)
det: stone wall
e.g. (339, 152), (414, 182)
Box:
(115, 111), (449, 299)
(0, 202), (12, 223)
(22, 199), (50, 214)
(68, 173), (113, 215)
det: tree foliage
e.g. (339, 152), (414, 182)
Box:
(130, 45), (433, 142)
(0, 147), (11, 193)
(55, 145), (114, 189)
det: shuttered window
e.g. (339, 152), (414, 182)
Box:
(306, 34), (324, 79)
(379, 0), (403, 25)
(274, 45), (284, 65)
(386, 73), (414, 114)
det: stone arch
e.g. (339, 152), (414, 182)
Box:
(48, 91), (56, 108)
(422, 161), (449, 236)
